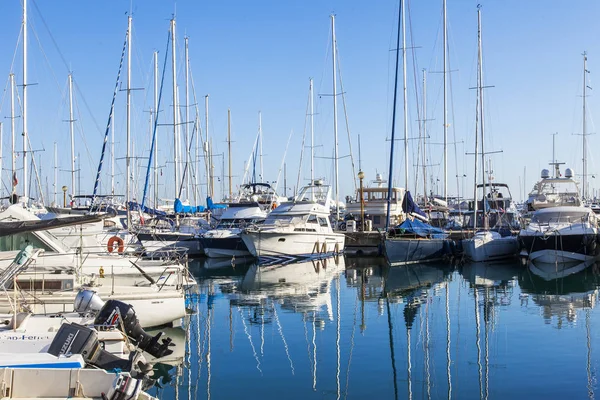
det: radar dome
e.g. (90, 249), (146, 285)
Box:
(565, 168), (574, 178)
(541, 169), (550, 179)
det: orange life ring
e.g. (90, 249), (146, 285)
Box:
(107, 236), (125, 254)
(271, 202), (278, 210)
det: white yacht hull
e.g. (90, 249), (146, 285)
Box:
(462, 232), (519, 262)
(241, 231), (345, 259)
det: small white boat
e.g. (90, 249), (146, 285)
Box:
(463, 230), (519, 262)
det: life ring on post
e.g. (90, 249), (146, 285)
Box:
(107, 236), (125, 254)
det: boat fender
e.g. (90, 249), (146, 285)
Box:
(107, 236), (125, 254)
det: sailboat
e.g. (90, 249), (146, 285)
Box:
(462, 7), (519, 262)
(382, 0), (454, 266)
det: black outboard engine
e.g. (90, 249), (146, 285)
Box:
(93, 299), (174, 359)
(48, 323), (134, 371)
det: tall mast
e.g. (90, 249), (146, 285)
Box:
(126, 15), (132, 227)
(583, 51), (588, 200)
(0, 123), (2, 199)
(385, 0), (402, 231)
(422, 69), (428, 202)
(331, 14), (340, 221)
(442, 0), (448, 202)
(310, 78), (315, 186)
(153, 51), (159, 207)
(171, 18), (179, 199)
(551, 132), (558, 178)
(227, 108), (232, 199)
(478, 6), (487, 223)
(68, 74), (76, 203)
(259, 111), (263, 182)
(205, 95), (212, 198)
(53, 142), (57, 205)
(111, 106), (115, 195)
(402, 0), (408, 192)
(184, 36), (190, 200)
(22, 0), (28, 200)
(10, 74), (16, 195)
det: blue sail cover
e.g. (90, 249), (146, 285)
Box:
(402, 191), (426, 218)
(395, 218), (447, 239)
(127, 202), (167, 217)
(174, 199), (206, 214)
(206, 197), (227, 210)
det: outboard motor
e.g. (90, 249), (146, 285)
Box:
(48, 323), (136, 371)
(94, 299), (173, 359)
(74, 290), (106, 314)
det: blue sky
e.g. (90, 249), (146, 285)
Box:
(1, 0), (600, 205)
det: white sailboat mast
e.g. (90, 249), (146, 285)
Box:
(10, 74), (16, 195)
(205, 95), (212, 198)
(171, 18), (179, 199)
(53, 142), (57, 205)
(153, 51), (159, 207)
(422, 69), (428, 202)
(310, 78), (315, 187)
(443, 0), (448, 201)
(227, 108), (232, 199)
(259, 111), (263, 182)
(185, 36), (190, 200)
(68, 74), (76, 202)
(583, 52), (588, 200)
(402, 0), (409, 192)
(331, 14), (340, 221)
(478, 7), (487, 216)
(126, 15), (132, 226)
(22, 0), (28, 200)
(111, 107), (115, 195)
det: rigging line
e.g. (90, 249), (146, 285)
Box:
(295, 84), (311, 196)
(303, 313), (313, 369)
(141, 31), (169, 209)
(271, 129), (294, 200)
(447, 37), (461, 197)
(28, 17), (64, 97)
(188, 62), (209, 200)
(26, 132), (44, 204)
(91, 26), (128, 200)
(336, 272), (341, 400)
(273, 304), (295, 375)
(0, 29), (22, 115)
(407, 0), (423, 194)
(334, 47), (357, 193)
(30, 0), (69, 72)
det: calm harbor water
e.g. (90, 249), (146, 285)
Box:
(148, 256), (600, 399)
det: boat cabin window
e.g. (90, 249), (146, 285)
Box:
(318, 217), (329, 227)
(307, 214), (319, 224)
(264, 214), (304, 225)
(531, 211), (589, 224)
(217, 218), (262, 229)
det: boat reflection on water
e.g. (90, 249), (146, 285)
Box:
(461, 261), (521, 288)
(232, 255), (346, 323)
(527, 258), (597, 281)
(520, 262), (600, 327)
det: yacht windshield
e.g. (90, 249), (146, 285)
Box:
(217, 218), (263, 229)
(531, 211), (589, 224)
